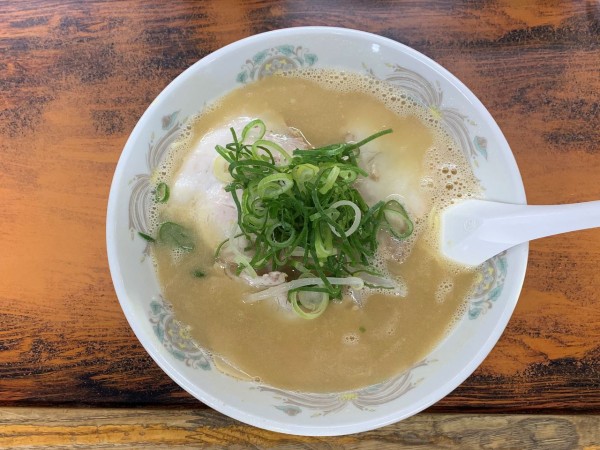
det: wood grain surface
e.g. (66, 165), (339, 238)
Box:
(0, 408), (598, 449)
(0, 0), (598, 427)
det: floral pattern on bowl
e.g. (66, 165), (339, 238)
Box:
(150, 297), (211, 371)
(128, 110), (185, 255)
(365, 63), (488, 166)
(237, 45), (317, 83)
(258, 359), (429, 417)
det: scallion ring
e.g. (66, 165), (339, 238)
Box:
(318, 165), (341, 194)
(240, 119), (266, 143)
(251, 139), (292, 164)
(266, 221), (296, 249)
(256, 173), (294, 199)
(327, 200), (362, 237)
(292, 163), (319, 192)
(155, 182), (170, 203)
(289, 289), (329, 319)
(382, 200), (414, 239)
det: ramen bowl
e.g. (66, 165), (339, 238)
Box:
(106, 27), (527, 436)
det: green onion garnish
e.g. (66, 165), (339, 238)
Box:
(158, 222), (194, 251)
(289, 289), (328, 320)
(155, 182), (170, 203)
(138, 231), (155, 242)
(216, 119), (413, 318)
(192, 269), (205, 278)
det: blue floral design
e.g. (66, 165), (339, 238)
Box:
(468, 252), (508, 319)
(149, 297), (211, 371)
(237, 45), (317, 83)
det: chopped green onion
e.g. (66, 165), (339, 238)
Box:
(315, 221), (336, 259)
(318, 166), (341, 194)
(266, 221), (296, 248)
(256, 173), (294, 199)
(155, 182), (170, 203)
(292, 163), (319, 192)
(381, 200), (413, 239)
(240, 119), (266, 143)
(327, 200), (362, 237)
(138, 231), (155, 242)
(252, 139), (292, 164)
(289, 290), (328, 319)
(216, 119), (413, 317)
(158, 222), (194, 251)
(192, 269), (205, 278)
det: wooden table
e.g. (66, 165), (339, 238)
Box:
(1, 0), (599, 447)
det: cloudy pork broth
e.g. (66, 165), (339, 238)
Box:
(149, 70), (481, 392)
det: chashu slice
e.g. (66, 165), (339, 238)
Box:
(167, 115), (309, 252)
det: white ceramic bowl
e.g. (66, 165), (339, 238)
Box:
(106, 27), (528, 436)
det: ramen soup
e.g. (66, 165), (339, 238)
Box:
(147, 70), (481, 393)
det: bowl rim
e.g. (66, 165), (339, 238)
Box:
(106, 25), (528, 436)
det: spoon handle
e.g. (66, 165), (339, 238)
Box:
(475, 200), (600, 245)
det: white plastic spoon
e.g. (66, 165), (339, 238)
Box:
(441, 199), (600, 266)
